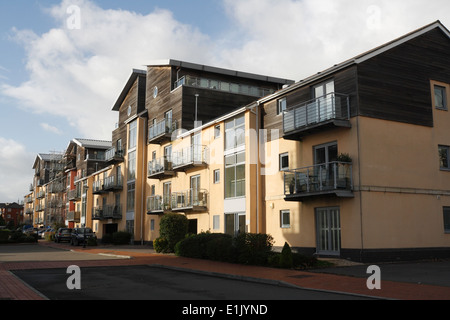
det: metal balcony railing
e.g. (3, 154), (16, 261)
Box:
(67, 211), (81, 222)
(105, 148), (124, 163)
(148, 119), (177, 143)
(174, 75), (275, 97)
(104, 174), (123, 191)
(284, 162), (353, 199)
(172, 145), (208, 170)
(283, 93), (350, 134)
(92, 205), (122, 220)
(146, 195), (172, 213)
(148, 156), (174, 178)
(171, 189), (208, 211)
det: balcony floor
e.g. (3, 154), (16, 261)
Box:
(284, 119), (351, 141)
(285, 189), (354, 202)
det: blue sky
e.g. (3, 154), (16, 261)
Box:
(1, 0), (450, 202)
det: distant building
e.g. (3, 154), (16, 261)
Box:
(0, 202), (24, 227)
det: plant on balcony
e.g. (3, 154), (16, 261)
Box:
(337, 153), (352, 163)
(336, 153), (352, 188)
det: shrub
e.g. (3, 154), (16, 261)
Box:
(280, 242), (294, 268)
(159, 213), (189, 252)
(0, 229), (11, 243)
(175, 233), (234, 262)
(153, 237), (169, 253)
(101, 233), (113, 244)
(9, 230), (26, 243)
(112, 231), (132, 245)
(234, 233), (274, 266)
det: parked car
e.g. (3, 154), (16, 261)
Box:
(38, 227), (52, 239)
(54, 228), (72, 243)
(70, 228), (96, 246)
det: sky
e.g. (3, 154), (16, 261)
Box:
(0, 0), (450, 202)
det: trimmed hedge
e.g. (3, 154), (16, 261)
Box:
(0, 229), (11, 243)
(159, 213), (189, 253)
(175, 232), (274, 266)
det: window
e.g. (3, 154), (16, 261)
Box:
(213, 215), (220, 230)
(225, 213), (246, 236)
(150, 219), (155, 231)
(214, 169), (220, 184)
(214, 125), (221, 139)
(277, 98), (287, 115)
(435, 85), (447, 110)
(279, 153), (289, 171)
(225, 152), (245, 198)
(280, 210), (290, 228)
(129, 120), (137, 150)
(127, 183), (135, 212)
(444, 207), (450, 233)
(439, 145), (450, 169)
(128, 151), (136, 180)
(225, 115), (245, 150)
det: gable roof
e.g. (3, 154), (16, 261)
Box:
(72, 138), (112, 149)
(112, 69), (147, 111)
(254, 20), (450, 104)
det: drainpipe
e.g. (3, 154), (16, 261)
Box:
(139, 114), (147, 246)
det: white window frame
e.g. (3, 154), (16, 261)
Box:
(280, 210), (290, 228)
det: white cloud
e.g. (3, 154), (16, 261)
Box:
(220, 0), (450, 81)
(0, 138), (34, 202)
(40, 123), (63, 135)
(1, 0), (213, 140)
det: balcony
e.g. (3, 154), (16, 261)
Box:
(67, 211), (81, 223)
(92, 205), (122, 221)
(148, 119), (178, 145)
(104, 175), (123, 192)
(174, 75), (275, 97)
(68, 189), (81, 201)
(92, 180), (107, 195)
(284, 162), (353, 202)
(36, 190), (46, 199)
(172, 145), (208, 172)
(146, 195), (171, 215)
(105, 148), (124, 164)
(171, 189), (208, 212)
(283, 93), (351, 140)
(148, 157), (175, 180)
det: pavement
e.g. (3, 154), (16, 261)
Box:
(1, 241), (450, 301)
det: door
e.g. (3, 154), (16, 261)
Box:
(314, 142), (338, 190)
(313, 80), (335, 122)
(191, 133), (202, 163)
(315, 207), (341, 256)
(225, 213), (246, 236)
(190, 175), (201, 206)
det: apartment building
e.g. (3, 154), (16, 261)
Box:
(0, 202), (24, 226)
(64, 138), (112, 228)
(23, 22), (450, 262)
(255, 21), (450, 262)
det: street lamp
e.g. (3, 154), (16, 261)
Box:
(195, 94), (199, 128)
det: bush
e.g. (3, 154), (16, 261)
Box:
(0, 229), (11, 243)
(159, 213), (189, 253)
(101, 233), (113, 244)
(280, 242), (294, 268)
(175, 233), (234, 262)
(9, 230), (26, 243)
(234, 233), (274, 266)
(112, 231), (132, 245)
(154, 237), (169, 253)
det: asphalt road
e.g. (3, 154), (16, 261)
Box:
(11, 265), (375, 300)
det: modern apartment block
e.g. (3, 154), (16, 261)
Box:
(257, 21), (450, 261)
(23, 21), (450, 262)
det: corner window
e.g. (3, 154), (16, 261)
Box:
(280, 210), (290, 228)
(225, 115), (245, 151)
(214, 125), (221, 139)
(431, 81), (450, 111)
(277, 97), (287, 115)
(439, 145), (450, 169)
(435, 85), (448, 110)
(443, 207), (450, 233)
(279, 153), (289, 171)
(214, 169), (220, 184)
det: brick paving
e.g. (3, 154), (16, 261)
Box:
(1, 242), (450, 300)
